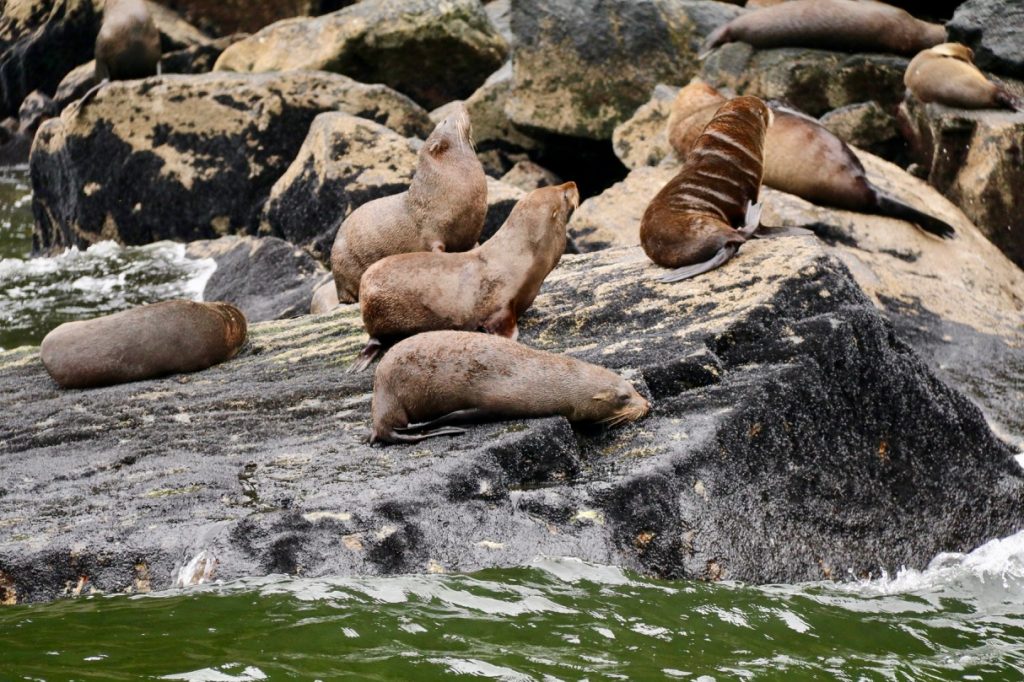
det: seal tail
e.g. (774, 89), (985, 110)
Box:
(346, 338), (383, 373)
(873, 189), (956, 239)
(70, 78), (109, 118)
(658, 244), (740, 283)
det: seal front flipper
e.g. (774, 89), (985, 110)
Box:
(346, 337), (382, 373)
(657, 244), (739, 283)
(480, 305), (518, 340)
(873, 189), (956, 239)
(752, 224), (815, 238)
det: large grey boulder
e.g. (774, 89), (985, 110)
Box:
(214, 0), (509, 110)
(947, 0), (1024, 81)
(0, 0), (100, 118)
(506, 0), (742, 139)
(898, 94), (1024, 270)
(30, 71), (432, 253)
(186, 236), (328, 322)
(1, 236), (1021, 603)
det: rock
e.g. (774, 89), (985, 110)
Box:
(499, 160), (561, 192)
(481, 176), (525, 243)
(611, 83), (678, 170)
(145, 0), (211, 51)
(819, 101), (903, 162)
(569, 150), (1024, 448)
(485, 0), (512, 44)
(507, 0), (743, 139)
(30, 71), (432, 253)
(2, 235), (1022, 603)
(897, 94), (1024, 270)
(185, 236), (327, 322)
(947, 0), (1024, 81)
(16, 91), (57, 135)
(0, 0), (100, 118)
(52, 62), (97, 111)
(153, 0), (319, 35)
(261, 112), (421, 261)
(214, 0), (509, 110)
(702, 44), (908, 117)
(160, 33), (249, 75)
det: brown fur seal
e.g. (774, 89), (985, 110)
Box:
(641, 96), (773, 281)
(330, 103), (487, 303)
(905, 43), (1024, 112)
(370, 331), (651, 444)
(703, 0), (946, 56)
(349, 182), (580, 371)
(95, 0), (162, 81)
(40, 300), (247, 389)
(309, 277), (340, 315)
(667, 80), (955, 238)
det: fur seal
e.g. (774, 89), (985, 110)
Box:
(703, 0), (946, 56)
(40, 300), (247, 389)
(370, 331), (651, 444)
(95, 0), (162, 81)
(330, 102), (487, 303)
(905, 43), (1024, 112)
(349, 182), (580, 371)
(667, 80), (955, 238)
(309, 277), (340, 315)
(641, 96), (773, 281)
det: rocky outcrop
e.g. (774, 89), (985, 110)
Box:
(153, 0), (322, 36)
(1, 236), (1021, 603)
(947, 0), (1024, 81)
(0, 0), (100, 118)
(30, 71), (431, 253)
(261, 112), (422, 261)
(499, 160), (560, 192)
(185, 236), (328, 322)
(146, 0), (211, 52)
(568, 150), (1024, 449)
(214, 0), (509, 110)
(611, 84), (677, 170)
(702, 44), (908, 117)
(507, 0), (742, 140)
(819, 101), (903, 162)
(898, 94), (1024, 270)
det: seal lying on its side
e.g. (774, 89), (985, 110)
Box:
(370, 331), (651, 444)
(641, 96), (773, 282)
(330, 102), (487, 303)
(667, 80), (956, 239)
(905, 43), (1024, 112)
(349, 182), (579, 371)
(40, 300), (247, 389)
(702, 0), (946, 56)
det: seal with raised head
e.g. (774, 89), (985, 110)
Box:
(905, 43), (1024, 112)
(40, 300), (247, 389)
(349, 182), (580, 371)
(95, 0), (162, 81)
(641, 95), (773, 282)
(667, 79), (955, 238)
(703, 0), (946, 56)
(370, 331), (651, 444)
(330, 102), (487, 303)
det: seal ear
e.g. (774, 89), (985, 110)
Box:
(591, 389), (617, 403)
(428, 137), (450, 156)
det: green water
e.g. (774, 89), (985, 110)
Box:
(3, 543), (1024, 681)
(0, 168), (214, 350)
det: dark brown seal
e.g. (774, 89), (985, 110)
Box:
(349, 182), (580, 371)
(667, 80), (955, 238)
(330, 102), (487, 303)
(370, 331), (651, 444)
(641, 96), (772, 281)
(95, 0), (162, 81)
(703, 0), (946, 56)
(40, 300), (247, 389)
(905, 43), (1024, 112)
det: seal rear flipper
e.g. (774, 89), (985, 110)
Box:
(737, 201), (764, 238)
(752, 224), (815, 239)
(873, 189), (956, 239)
(396, 408), (494, 432)
(71, 78), (110, 117)
(657, 244), (739, 283)
(380, 427), (467, 444)
(995, 86), (1024, 112)
(346, 337), (383, 373)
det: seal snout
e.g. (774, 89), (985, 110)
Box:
(444, 102), (474, 151)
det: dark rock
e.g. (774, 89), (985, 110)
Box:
(481, 176), (525, 243)
(154, 0), (319, 36)
(702, 44), (908, 117)
(52, 63), (97, 112)
(947, 0), (1024, 81)
(1, 237), (1021, 603)
(0, 0), (100, 119)
(160, 34), (249, 74)
(185, 235), (328, 322)
(897, 93), (1024, 269)
(146, 0), (212, 51)
(507, 0), (743, 139)
(612, 83), (678, 170)
(30, 71), (432, 253)
(215, 0), (509, 110)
